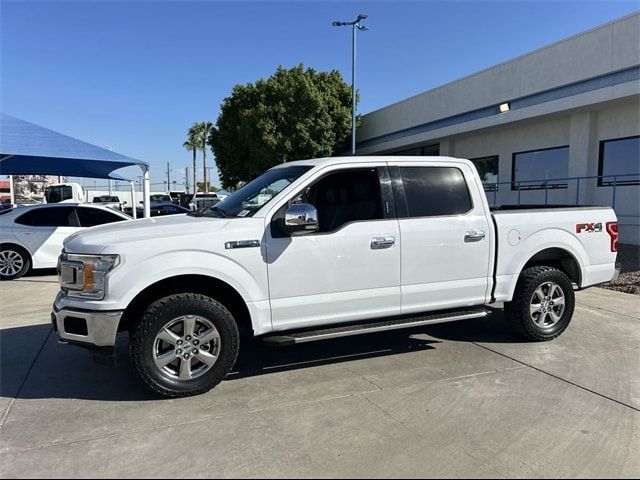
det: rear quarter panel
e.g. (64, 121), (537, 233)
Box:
(493, 207), (617, 301)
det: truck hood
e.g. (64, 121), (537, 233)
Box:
(64, 214), (233, 254)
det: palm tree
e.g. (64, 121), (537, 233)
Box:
(199, 121), (214, 192)
(183, 123), (200, 194)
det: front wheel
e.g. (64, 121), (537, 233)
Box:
(504, 266), (575, 341)
(130, 293), (240, 398)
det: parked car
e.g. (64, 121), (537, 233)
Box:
(92, 195), (123, 211)
(150, 194), (173, 206)
(150, 204), (191, 217)
(188, 193), (220, 211)
(0, 203), (130, 280)
(53, 156), (619, 398)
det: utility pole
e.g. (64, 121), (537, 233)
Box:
(332, 14), (369, 156)
(166, 162), (171, 193)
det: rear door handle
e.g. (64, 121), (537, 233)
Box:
(464, 230), (486, 242)
(371, 237), (395, 249)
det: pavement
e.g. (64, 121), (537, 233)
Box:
(0, 273), (639, 478)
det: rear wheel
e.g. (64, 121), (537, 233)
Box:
(504, 266), (575, 341)
(130, 293), (240, 398)
(0, 245), (31, 280)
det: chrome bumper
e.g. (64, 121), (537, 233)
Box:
(52, 305), (123, 347)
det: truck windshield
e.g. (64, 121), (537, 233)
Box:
(194, 165), (312, 218)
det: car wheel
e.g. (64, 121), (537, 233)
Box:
(130, 293), (240, 398)
(504, 266), (575, 341)
(0, 245), (31, 280)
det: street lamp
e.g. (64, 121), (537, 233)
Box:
(332, 13), (368, 156)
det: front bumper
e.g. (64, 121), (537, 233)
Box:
(52, 303), (123, 348)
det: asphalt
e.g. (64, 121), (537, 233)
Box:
(0, 273), (638, 478)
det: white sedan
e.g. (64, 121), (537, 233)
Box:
(0, 203), (131, 280)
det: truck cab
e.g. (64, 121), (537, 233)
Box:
(45, 183), (85, 204)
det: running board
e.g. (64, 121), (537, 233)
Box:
(263, 308), (490, 346)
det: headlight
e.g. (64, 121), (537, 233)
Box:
(59, 253), (120, 300)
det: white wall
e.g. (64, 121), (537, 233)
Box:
(442, 100), (639, 244)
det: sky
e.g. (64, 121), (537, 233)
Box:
(2, 0), (638, 190)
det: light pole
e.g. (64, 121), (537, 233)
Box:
(333, 13), (368, 156)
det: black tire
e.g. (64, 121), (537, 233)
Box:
(504, 266), (575, 341)
(0, 244), (31, 280)
(130, 293), (240, 398)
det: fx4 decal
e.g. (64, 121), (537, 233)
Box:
(576, 222), (603, 233)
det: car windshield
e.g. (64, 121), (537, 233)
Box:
(193, 165), (312, 218)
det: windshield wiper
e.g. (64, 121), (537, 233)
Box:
(187, 210), (204, 217)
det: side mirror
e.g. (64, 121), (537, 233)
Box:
(284, 203), (319, 235)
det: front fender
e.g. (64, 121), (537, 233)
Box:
(108, 248), (269, 309)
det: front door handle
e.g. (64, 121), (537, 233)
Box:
(371, 237), (395, 249)
(464, 230), (486, 242)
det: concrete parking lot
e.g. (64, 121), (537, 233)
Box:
(1, 274), (638, 478)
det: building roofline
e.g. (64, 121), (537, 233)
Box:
(363, 12), (640, 117)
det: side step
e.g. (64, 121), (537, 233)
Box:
(263, 308), (490, 346)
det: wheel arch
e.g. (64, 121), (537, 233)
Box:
(119, 274), (254, 336)
(520, 247), (582, 286)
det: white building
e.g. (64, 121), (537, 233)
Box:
(357, 13), (639, 244)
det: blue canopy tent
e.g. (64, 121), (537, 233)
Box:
(0, 113), (151, 217)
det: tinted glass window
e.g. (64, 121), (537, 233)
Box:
(45, 186), (73, 203)
(513, 147), (569, 189)
(76, 208), (124, 227)
(399, 167), (472, 217)
(599, 136), (640, 186)
(471, 155), (499, 191)
(295, 168), (384, 233)
(16, 207), (77, 227)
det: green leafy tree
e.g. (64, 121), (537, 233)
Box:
(209, 64), (354, 189)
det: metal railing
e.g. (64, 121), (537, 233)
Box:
(483, 173), (640, 210)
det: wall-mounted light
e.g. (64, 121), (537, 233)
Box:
(499, 102), (510, 113)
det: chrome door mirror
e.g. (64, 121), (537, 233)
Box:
(284, 203), (319, 235)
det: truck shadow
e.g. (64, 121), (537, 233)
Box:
(0, 308), (526, 402)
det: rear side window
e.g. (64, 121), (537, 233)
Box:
(76, 207), (125, 227)
(399, 167), (472, 217)
(15, 207), (77, 227)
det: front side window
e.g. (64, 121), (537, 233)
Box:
(512, 146), (569, 190)
(295, 168), (384, 233)
(399, 167), (472, 217)
(471, 155), (499, 191)
(197, 165), (312, 218)
(15, 207), (77, 227)
(598, 136), (640, 186)
(76, 208), (125, 227)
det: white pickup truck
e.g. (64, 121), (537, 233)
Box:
(52, 156), (620, 398)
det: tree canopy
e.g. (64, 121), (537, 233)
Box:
(209, 65), (354, 189)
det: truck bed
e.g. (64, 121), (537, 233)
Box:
(490, 205), (618, 302)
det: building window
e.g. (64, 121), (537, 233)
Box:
(384, 144), (440, 156)
(598, 136), (640, 186)
(512, 146), (569, 190)
(471, 155), (499, 191)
